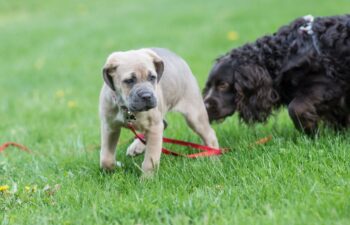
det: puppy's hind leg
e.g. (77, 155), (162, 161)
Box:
(176, 100), (219, 148)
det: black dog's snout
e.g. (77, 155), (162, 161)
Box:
(204, 98), (218, 109)
(204, 98), (222, 122)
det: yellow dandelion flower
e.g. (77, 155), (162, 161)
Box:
(0, 185), (9, 192)
(25, 185), (37, 193)
(55, 90), (65, 98)
(77, 4), (88, 15)
(68, 100), (77, 108)
(227, 31), (239, 41)
(104, 38), (115, 49)
(34, 57), (45, 70)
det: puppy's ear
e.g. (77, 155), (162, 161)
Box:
(154, 59), (164, 82)
(145, 50), (164, 82)
(235, 65), (279, 123)
(102, 64), (117, 91)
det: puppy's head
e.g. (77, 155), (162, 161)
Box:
(203, 54), (279, 123)
(103, 49), (164, 112)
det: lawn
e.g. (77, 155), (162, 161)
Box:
(1, 0), (350, 224)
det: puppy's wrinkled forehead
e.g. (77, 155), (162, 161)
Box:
(107, 50), (156, 79)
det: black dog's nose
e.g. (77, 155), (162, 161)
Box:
(204, 100), (213, 109)
(204, 100), (211, 108)
(139, 92), (152, 101)
(205, 102), (211, 109)
(204, 98), (218, 110)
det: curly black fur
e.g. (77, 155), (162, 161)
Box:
(203, 15), (350, 134)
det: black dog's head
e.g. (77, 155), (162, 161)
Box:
(203, 56), (236, 122)
(203, 53), (279, 123)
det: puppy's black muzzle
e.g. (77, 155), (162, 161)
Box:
(129, 86), (157, 112)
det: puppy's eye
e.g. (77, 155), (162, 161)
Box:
(123, 78), (136, 85)
(148, 74), (157, 82)
(217, 82), (230, 91)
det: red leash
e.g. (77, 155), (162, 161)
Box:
(127, 124), (225, 158)
(0, 131), (271, 157)
(0, 142), (31, 153)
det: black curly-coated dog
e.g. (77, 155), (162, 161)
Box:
(203, 15), (350, 134)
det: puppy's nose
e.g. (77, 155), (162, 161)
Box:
(139, 92), (152, 101)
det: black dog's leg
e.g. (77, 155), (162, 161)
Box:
(287, 80), (345, 135)
(288, 98), (320, 135)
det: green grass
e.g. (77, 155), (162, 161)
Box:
(1, 0), (350, 224)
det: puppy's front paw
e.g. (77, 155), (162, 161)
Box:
(126, 139), (146, 156)
(100, 158), (123, 171)
(140, 171), (155, 181)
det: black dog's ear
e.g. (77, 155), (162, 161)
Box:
(102, 64), (117, 91)
(235, 65), (279, 123)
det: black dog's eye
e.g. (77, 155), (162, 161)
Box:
(148, 74), (157, 82)
(217, 82), (230, 92)
(123, 77), (136, 85)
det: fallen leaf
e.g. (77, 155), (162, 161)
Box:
(43, 184), (61, 196)
(254, 135), (273, 145)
